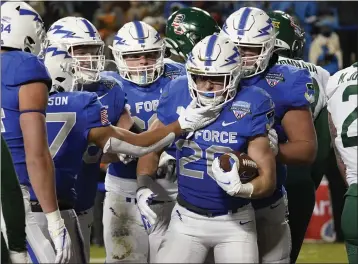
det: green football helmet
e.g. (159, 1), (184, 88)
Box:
(165, 7), (221, 61)
(268, 10), (305, 59)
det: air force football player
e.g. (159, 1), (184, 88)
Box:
(44, 16), (136, 263)
(100, 21), (187, 263)
(1, 2), (72, 263)
(42, 37), (218, 263)
(269, 10), (332, 262)
(138, 34), (276, 263)
(221, 7), (317, 263)
(326, 63), (358, 264)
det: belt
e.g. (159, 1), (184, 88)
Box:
(125, 197), (171, 205)
(177, 195), (249, 217)
(30, 201), (73, 212)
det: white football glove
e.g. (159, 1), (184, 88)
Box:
(46, 212), (72, 264)
(211, 157), (254, 198)
(136, 188), (158, 227)
(9, 251), (29, 263)
(211, 157), (242, 196)
(117, 153), (136, 164)
(103, 132), (175, 157)
(156, 152), (177, 182)
(268, 128), (278, 156)
(178, 99), (221, 132)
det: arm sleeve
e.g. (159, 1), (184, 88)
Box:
(14, 57), (52, 90)
(157, 81), (180, 125)
(1, 136), (26, 252)
(288, 68), (314, 109)
(84, 94), (111, 139)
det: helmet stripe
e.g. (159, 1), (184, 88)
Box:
(204, 34), (218, 66)
(133, 21), (145, 44)
(237, 7), (252, 37)
(82, 19), (96, 38)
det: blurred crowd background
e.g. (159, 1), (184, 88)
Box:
(28, 1), (358, 76)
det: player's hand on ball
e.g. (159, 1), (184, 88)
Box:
(178, 99), (221, 132)
(136, 188), (158, 227)
(9, 251), (29, 263)
(47, 213), (72, 263)
(211, 157), (242, 196)
(268, 128), (278, 156)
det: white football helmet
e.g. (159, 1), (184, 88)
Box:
(44, 43), (75, 93)
(220, 7), (277, 78)
(45, 16), (105, 84)
(186, 34), (242, 108)
(1, 1), (45, 55)
(109, 21), (165, 86)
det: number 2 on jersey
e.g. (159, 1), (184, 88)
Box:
(176, 139), (233, 179)
(342, 85), (358, 148)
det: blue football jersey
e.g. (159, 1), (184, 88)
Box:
(157, 76), (275, 212)
(28, 92), (110, 205)
(101, 62), (186, 181)
(75, 77), (127, 212)
(241, 64), (314, 208)
(1, 51), (51, 186)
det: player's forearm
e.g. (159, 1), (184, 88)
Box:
(117, 121), (182, 147)
(20, 114), (59, 213)
(27, 155), (58, 213)
(248, 169), (276, 199)
(137, 151), (161, 178)
(277, 140), (317, 164)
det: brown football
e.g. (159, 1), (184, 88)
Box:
(218, 151), (259, 183)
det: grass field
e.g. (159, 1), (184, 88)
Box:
(89, 242), (348, 263)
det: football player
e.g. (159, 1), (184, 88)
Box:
(326, 63), (357, 264)
(164, 7), (221, 63)
(45, 16), (140, 263)
(268, 10), (332, 263)
(1, 135), (28, 263)
(100, 20), (188, 263)
(41, 37), (217, 263)
(1, 2), (72, 263)
(221, 7), (317, 263)
(138, 34), (276, 263)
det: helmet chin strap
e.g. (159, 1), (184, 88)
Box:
(197, 94), (225, 107)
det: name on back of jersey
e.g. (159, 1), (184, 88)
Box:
(135, 99), (159, 114)
(48, 96), (68, 106)
(338, 70), (358, 85)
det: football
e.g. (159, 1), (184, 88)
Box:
(218, 151), (259, 183)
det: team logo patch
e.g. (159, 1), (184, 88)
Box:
(231, 101), (251, 120)
(265, 72), (285, 87)
(164, 70), (182, 80)
(171, 14), (186, 35)
(100, 107), (110, 125)
(272, 21), (280, 29)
